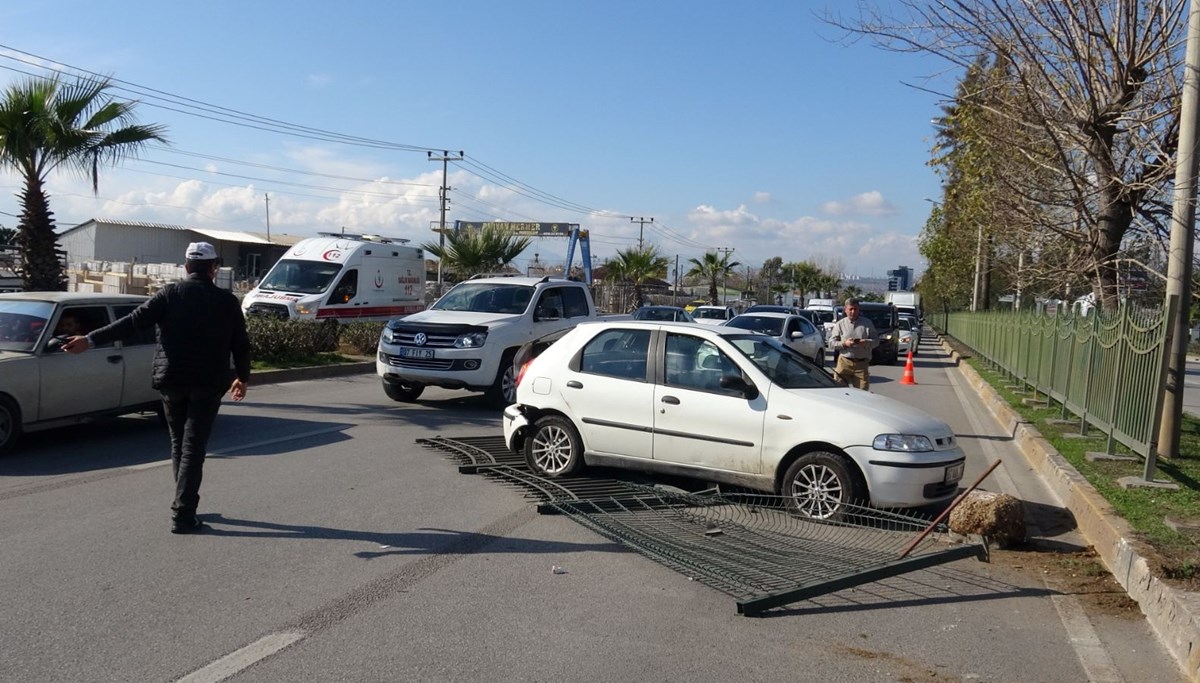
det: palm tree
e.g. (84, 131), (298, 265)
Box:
(789, 262), (822, 307)
(686, 251), (741, 305)
(0, 75), (167, 291)
(0, 227), (15, 245)
(421, 225), (532, 280)
(605, 245), (669, 310)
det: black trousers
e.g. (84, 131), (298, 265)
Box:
(160, 386), (225, 520)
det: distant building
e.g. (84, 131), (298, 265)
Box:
(887, 266), (913, 291)
(57, 218), (301, 278)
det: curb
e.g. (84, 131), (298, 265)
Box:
(943, 337), (1200, 681)
(252, 360), (376, 386)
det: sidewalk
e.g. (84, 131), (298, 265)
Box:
(943, 336), (1200, 682)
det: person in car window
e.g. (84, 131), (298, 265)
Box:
(62, 242), (250, 535)
(827, 297), (876, 390)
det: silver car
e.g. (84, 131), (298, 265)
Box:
(724, 312), (824, 366)
(0, 292), (159, 453)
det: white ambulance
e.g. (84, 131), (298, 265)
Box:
(242, 233), (425, 322)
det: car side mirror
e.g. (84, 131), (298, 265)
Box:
(46, 336), (66, 352)
(789, 331), (803, 340)
(718, 374), (759, 400)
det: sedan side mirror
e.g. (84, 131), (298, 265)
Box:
(718, 374), (759, 400)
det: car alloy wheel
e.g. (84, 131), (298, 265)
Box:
(524, 416), (583, 477)
(782, 452), (860, 520)
(486, 350), (518, 408)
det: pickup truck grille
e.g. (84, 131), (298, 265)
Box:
(381, 353), (454, 370)
(390, 331), (460, 348)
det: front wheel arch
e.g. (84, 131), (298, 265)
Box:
(776, 445), (868, 501)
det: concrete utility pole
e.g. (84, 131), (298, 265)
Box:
(631, 217), (653, 250)
(428, 150), (464, 295)
(1157, 0), (1200, 465)
(264, 193), (271, 242)
(674, 254), (680, 299)
(717, 247), (735, 305)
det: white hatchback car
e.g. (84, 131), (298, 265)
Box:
(0, 292), (159, 453)
(724, 311), (825, 366)
(690, 305), (736, 325)
(503, 320), (966, 518)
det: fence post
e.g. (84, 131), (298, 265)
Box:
(1103, 307), (1132, 455)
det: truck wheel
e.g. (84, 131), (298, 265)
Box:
(382, 378), (424, 402)
(485, 350), (518, 408)
(524, 415), (583, 477)
(0, 396), (22, 455)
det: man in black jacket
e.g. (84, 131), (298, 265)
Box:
(63, 242), (250, 534)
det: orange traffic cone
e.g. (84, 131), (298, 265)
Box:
(899, 349), (917, 385)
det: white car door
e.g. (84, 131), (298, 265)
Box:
(652, 332), (766, 474)
(37, 305), (123, 421)
(560, 327), (655, 460)
(111, 303), (160, 406)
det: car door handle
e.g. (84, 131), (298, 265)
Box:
(661, 395), (680, 405)
(106, 355), (122, 364)
(566, 380), (583, 389)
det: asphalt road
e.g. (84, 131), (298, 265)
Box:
(0, 335), (1187, 682)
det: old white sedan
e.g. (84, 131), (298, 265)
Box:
(0, 292), (159, 453)
(503, 320), (965, 518)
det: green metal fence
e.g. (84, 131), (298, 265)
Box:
(931, 301), (1175, 461)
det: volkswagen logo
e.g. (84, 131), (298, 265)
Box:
(413, 332), (428, 346)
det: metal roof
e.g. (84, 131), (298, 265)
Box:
(64, 219), (279, 245)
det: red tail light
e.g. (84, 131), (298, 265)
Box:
(515, 360), (533, 388)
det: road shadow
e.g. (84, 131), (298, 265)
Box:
(0, 414), (356, 476)
(200, 513), (624, 559)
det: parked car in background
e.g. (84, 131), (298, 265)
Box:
(899, 312), (921, 339)
(724, 311), (824, 366)
(0, 292), (160, 453)
(854, 302), (901, 365)
(896, 317), (916, 358)
(683, 299), (708, 313)
(631, 305), (695, 323)
(691, 305), (737, 325)
(743, 304), (800, 315)
(503, 319), (966, 518)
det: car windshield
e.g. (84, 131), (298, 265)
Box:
(0, 300), (54, 352)
(806, 310), (834, 324)
(258, 259), (343, 295)
(634, 308), (682, 321)
(726, 334), (838, 389)
(432, 283), (534, 313)
(859, 308), (896, 330)
(693, 308), (727, 320)
(725, 315), (783, 337)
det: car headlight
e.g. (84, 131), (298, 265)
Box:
(880, 333), (893, 341)
(295, 302), (316, 315)
(381, 327), (394, 344)
(455, 332), (487, 348)
(873, 434), (934, 452)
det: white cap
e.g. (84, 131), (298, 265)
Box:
(185, 242), (218, 261)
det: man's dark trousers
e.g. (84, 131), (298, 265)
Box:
(161, 386), (225, 522)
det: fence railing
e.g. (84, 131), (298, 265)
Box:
(930, 300), (1176, 462)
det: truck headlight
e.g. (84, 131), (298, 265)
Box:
(873, 434), (934, 452)
(880, 333), (893, 342)
(381, 327), (395, 344)
(455, 332), (487, 348)
(295, 302), (316, 315)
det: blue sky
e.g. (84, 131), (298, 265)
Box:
(0, 1), (956, 279)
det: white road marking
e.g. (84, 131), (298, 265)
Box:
(945, 359), (1125, 682)
(124, 425), (348, 471)
(175, 630), (306, 683)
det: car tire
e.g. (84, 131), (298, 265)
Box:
(781, 451), (863, 520)
(382, 378), (425, 402)
(524, 415), (584, 477)
(485, 349), (518, 408)
(0, 395), (22, 455)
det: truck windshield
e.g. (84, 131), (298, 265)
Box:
(432, 283), (534, 314)
(258, 260), (343, 294)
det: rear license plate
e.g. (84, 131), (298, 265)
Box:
(399, 347), (435, 360)
(945, 461), (965, 483)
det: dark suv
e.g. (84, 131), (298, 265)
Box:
(856, 302), (900, 364)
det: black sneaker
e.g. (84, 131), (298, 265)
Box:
(170, 517), (206, 534)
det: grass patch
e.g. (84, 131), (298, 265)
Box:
(251, 352), (354, 371)
(966, 357), (1200, 585)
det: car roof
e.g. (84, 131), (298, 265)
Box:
(732, 311), (791, 320)
(582, 318), (748, 337)
(693, 305), (728, 310)
(0, 291), (149, 304)
(458, 275), (578, 287)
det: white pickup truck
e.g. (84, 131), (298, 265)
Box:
(377, 275), (599, 406)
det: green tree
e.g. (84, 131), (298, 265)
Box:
(605, 246), (669, 309)
(421, 225), (532, 280)
(686, 250), (741, 305)
(0, 226), (15, 244)
(0, 76), (167, 291)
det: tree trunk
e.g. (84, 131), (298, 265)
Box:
(18, 176), (67, 292)
(1092, 196), (1132, 312)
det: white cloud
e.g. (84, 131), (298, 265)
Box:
(752, 191), (771, 204)
(821, 190), (898, 217)
(307, 74), (333, 87)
